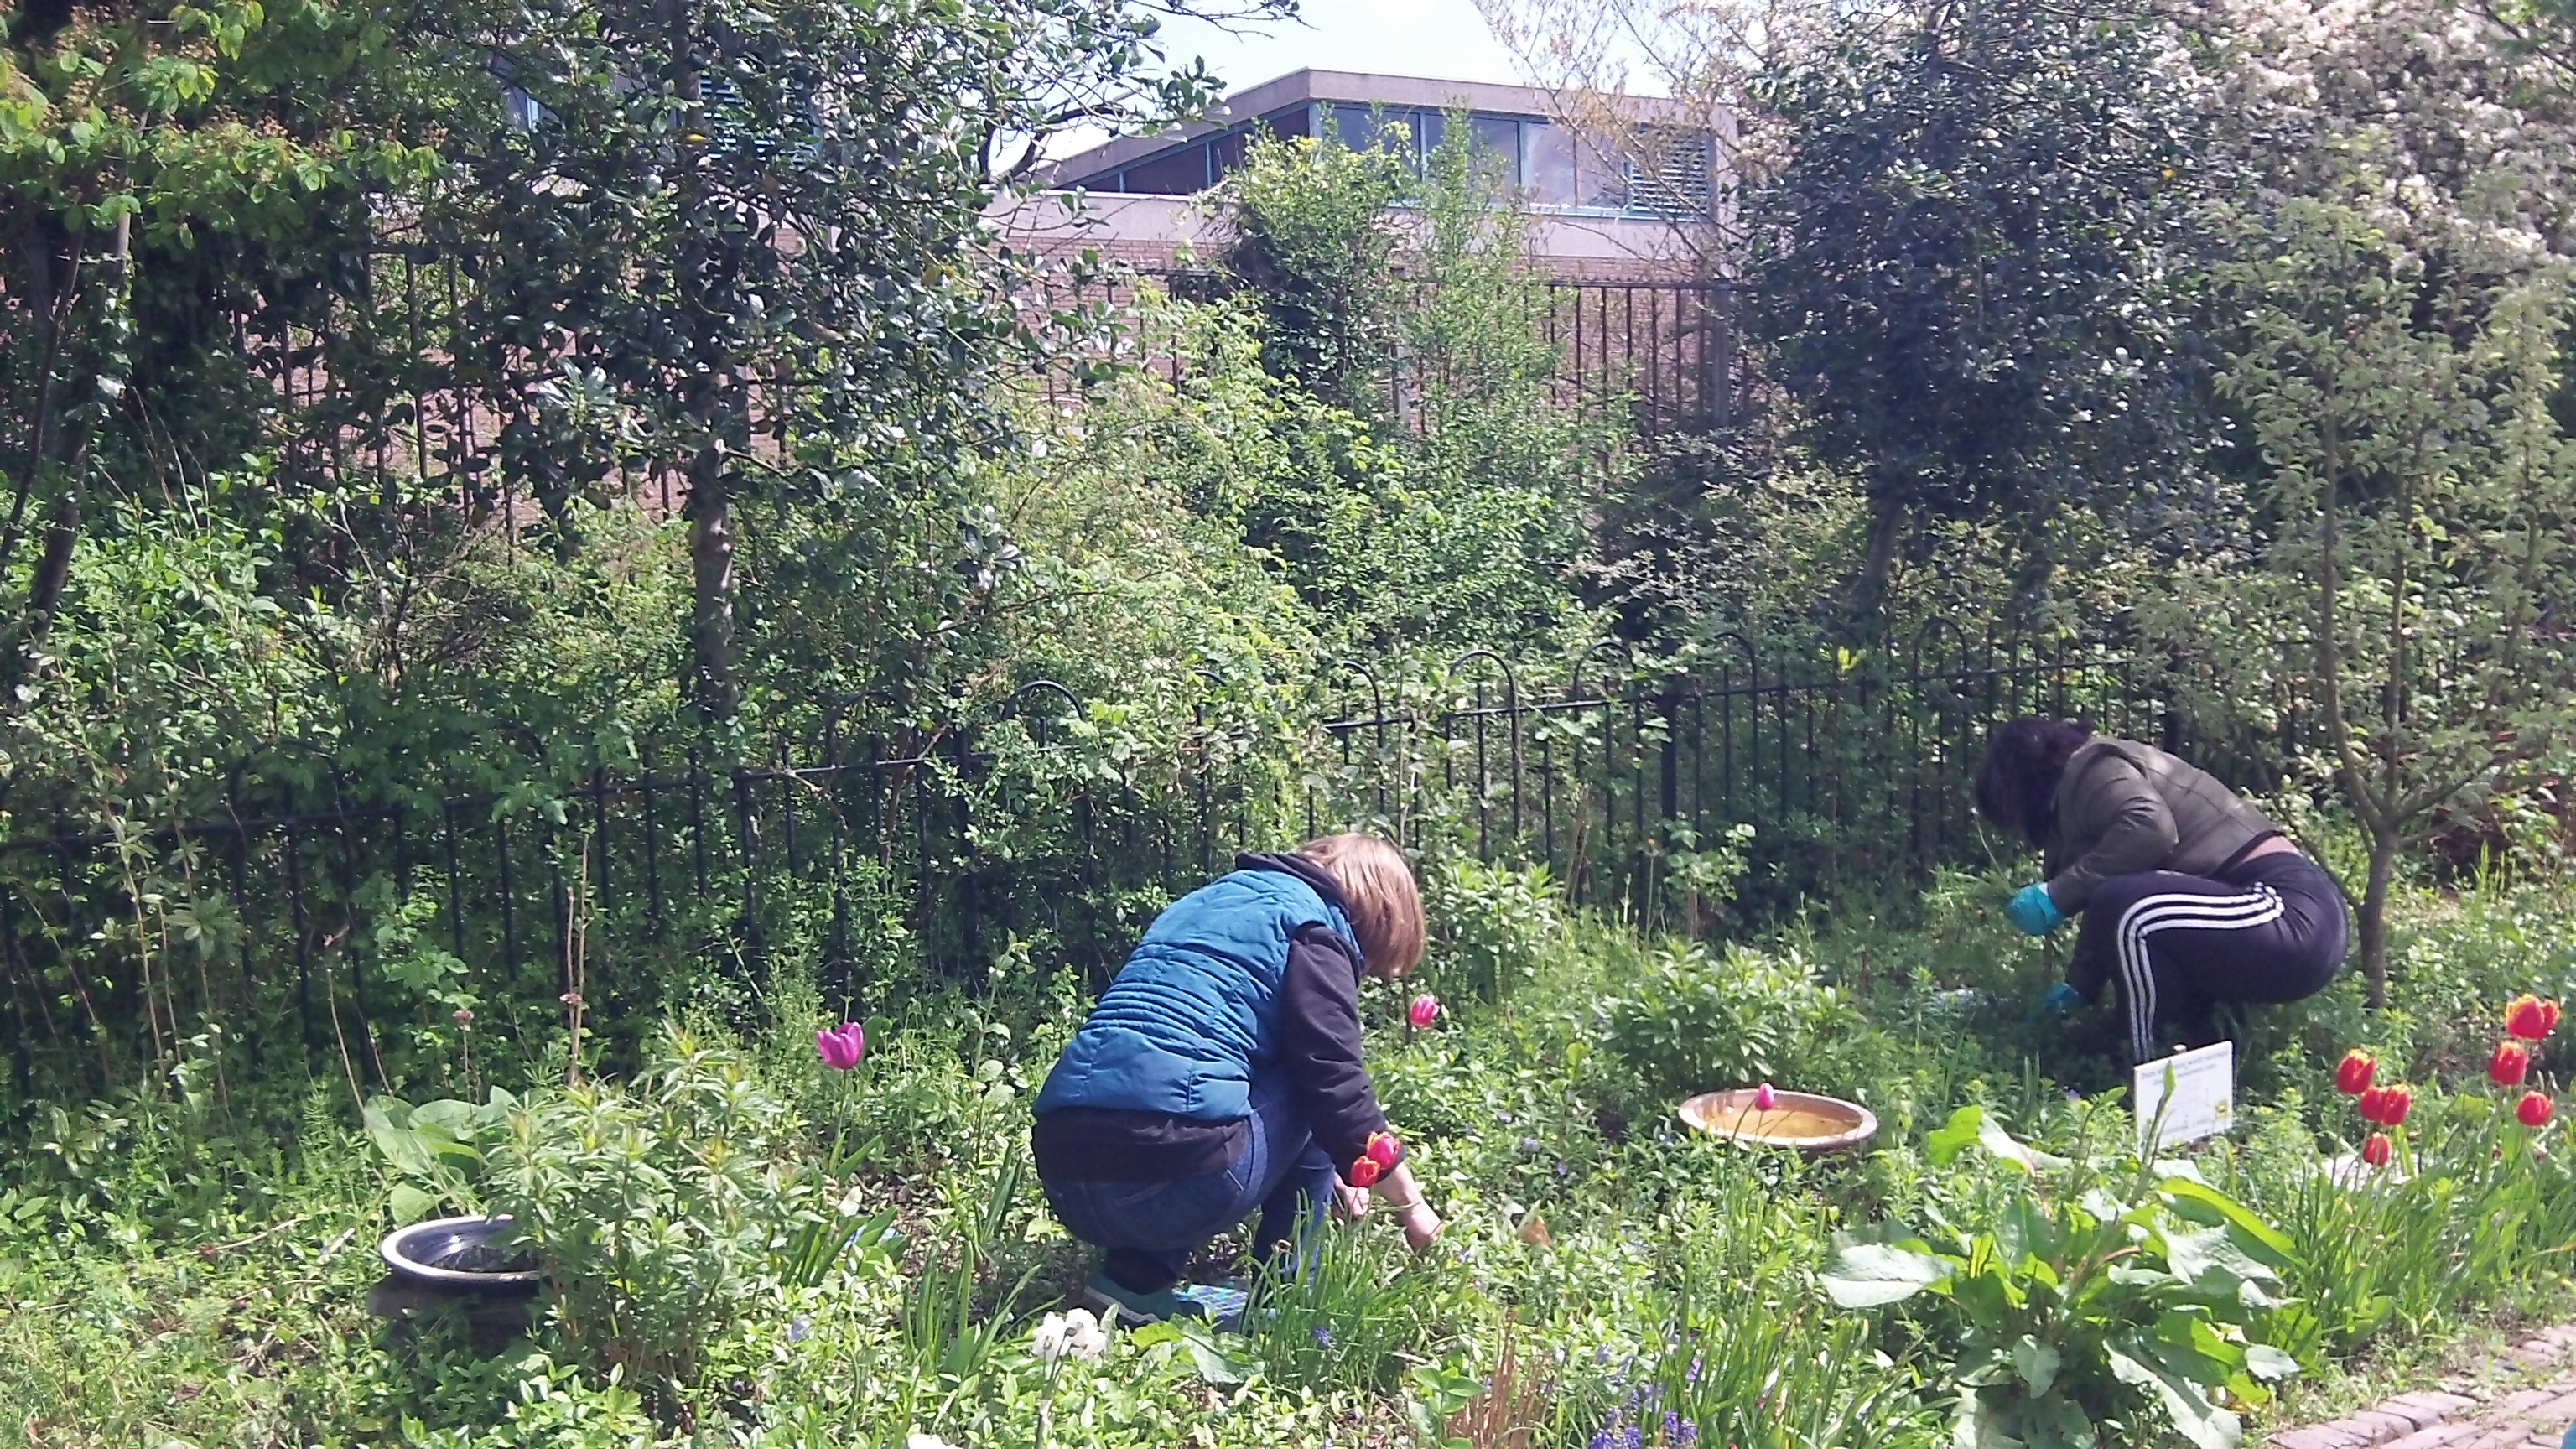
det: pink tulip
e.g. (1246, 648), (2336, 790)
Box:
(1408, 995), (1440, 1031)
(1753, 1083), (1778, 1112)
(816, 1021), (865, 1072)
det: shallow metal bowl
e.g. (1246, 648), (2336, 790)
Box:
(1676, 1089), (1879, 1156)
(378, 1215), (543, 1293)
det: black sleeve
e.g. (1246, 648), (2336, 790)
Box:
(2044, 756), (2177, 915)
(1275, 925), (1400, 1176)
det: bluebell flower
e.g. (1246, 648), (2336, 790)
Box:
(1668, 1412), (1696, 1446)
(786, 1317), (809, 1343)
(1618, 1425), (1642, 1449)
(1519, 1136), (1543, 1153)
(1496, 1111), (1514, 1124)
(1311, 1324), (1334, 1347)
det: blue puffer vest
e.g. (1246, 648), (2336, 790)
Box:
(1035, 866), (1357, 1123)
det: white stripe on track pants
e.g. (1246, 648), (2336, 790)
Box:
(2066, 857), (2347, 1066)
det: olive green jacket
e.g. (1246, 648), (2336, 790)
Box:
(2040, 738), (2282, 917)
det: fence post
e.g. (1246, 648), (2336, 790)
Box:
(733, 761), (765, 989)
(283, 814), (314, 1062)
(3, 889), (27, 1101)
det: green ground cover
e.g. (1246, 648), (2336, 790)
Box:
(5, 855), (2573, 1449)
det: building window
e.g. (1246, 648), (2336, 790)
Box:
(1120, 143), (1210, 195)
(1259, 106), (1313, 141)
(1321, 105), (1420, 165)
(1524, 121), (1579, 205)
(1211, 129), (1249, 180)
(1624, 127), (1711, 217)
(1470, 115), (1522, 187)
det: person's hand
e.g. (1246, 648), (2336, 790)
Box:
(1332, 1182), (1371, 1222)
(2005, 883), (2065, 937)
(2038, 982), (2082, 1019)
(1394, 1199), (1441, 1251)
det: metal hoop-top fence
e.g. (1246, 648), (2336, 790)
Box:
(0, 628), (2285, 1108)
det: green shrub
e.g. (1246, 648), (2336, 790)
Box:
(1826, 1108), (2304, 1449)
(481, 1023), (834, 1409)
(1422, 857), (1562, 1002)
(1603, 940), (1849, 1098)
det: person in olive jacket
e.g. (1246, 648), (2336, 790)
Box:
(1976, 717), (2348, 1065)
(1031, 833), (1443, 1328)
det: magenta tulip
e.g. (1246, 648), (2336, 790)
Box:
(816, 1021), (865, 1072)
(1408, 995), (1440, 1031)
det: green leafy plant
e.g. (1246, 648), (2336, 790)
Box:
(478, 1023), (834, 1410)
(1555, 1182), (1945, 1448)
(1603, 939), (1847, 1098)
(1823, 1107), (2301, 1449)
(1423, 857), (1563, 1002)
(364, 1089), (517, 1225)
(1245, 1202), (1452, 1393)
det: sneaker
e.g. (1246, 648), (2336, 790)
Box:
(1079, 1271), (1249, 1329)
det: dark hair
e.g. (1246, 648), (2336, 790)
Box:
(1975, 717), (2096, 844)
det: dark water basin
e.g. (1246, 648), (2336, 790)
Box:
(378, 1215), (543, 1294)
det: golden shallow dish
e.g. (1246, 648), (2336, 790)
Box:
(1675, 1089), (1879, 1156)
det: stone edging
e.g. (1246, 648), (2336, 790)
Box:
(2270, 1325), (2576, 1449)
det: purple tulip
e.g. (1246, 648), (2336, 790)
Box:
(816, 1021), (865, 1071)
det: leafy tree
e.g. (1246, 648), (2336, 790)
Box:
(3, 0), (1275, 791)
(1737, 0), (2220, 628)
(427, 0), (1258, 735)
(2480, 0), (2576, 81)
(2175, 189), (2576, 1003)
(1215, 112), (1410, 418)
(0, 0), (436, 693)
(1202, 118), (1603, 659)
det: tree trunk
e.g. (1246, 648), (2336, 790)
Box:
(0, 221), (80, 583)
(1848, 494), (1907, 636)
(5, 210), (128, 700)
(686, 444), (739, 727)
(2358, 828), (2398, 1009)
(663, 0), (740, 731)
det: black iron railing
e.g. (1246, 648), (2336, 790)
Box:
(0, 629), (2291, 1106)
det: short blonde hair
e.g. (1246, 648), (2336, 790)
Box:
(1296, 833), (1425, 977)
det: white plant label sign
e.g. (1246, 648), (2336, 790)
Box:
(2133, 1041), (2234, 1153)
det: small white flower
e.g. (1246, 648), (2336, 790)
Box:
(1032, 1311), (1071, 1363)
(1032, 1306), (1109, 1363)
(1064, 1306), (1109, 1362)
(906, 1434), (953, 1449)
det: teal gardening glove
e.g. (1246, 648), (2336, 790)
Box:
(2038, 983), (2082, 1018)
(2005, 883), (2065, 937)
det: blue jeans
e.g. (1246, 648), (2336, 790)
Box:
(1040, 1068), (1337, 1292)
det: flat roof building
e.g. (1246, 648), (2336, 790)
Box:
(993, 69), (1722, 280)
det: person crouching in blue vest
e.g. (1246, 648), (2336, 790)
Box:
(1032, 833), (1445, 1327)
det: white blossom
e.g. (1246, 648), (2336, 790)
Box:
(1031, 1306), (1109, 1363)
(906, 1434), (955, 1449)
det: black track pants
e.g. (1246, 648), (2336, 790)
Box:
(2070, 852), (2349, 1066)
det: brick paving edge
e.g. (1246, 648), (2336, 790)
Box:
(2269, 1329), (2576, 1449)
